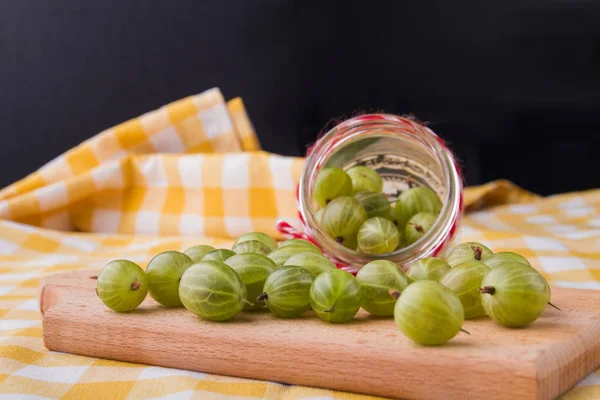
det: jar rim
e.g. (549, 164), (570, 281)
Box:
(298, 114), (463, 270)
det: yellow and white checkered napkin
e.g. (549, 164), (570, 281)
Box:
(1, 88), (599, 399)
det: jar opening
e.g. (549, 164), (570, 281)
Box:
(299, 114), (463, 270)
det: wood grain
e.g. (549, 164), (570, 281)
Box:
(41, 270), (600, 400)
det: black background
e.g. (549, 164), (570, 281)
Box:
(1, 1), (599, 194)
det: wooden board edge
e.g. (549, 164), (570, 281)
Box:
(536, 317), (600, 399)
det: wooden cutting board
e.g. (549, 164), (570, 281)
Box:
(40, 270), (600, 400)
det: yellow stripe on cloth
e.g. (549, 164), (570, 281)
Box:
(0, 88), (598, 399)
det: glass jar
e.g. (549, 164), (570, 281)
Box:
(298, 114), (463, 272)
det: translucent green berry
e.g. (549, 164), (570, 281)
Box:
(179, 260), (247, 321)
(357, 217), (400, 254)
(480, 262), (551, 327)
(310, 269), (362, 323)
(202, 249), (236, 262)
(394, 281), (465, 345)
(440, 261), (490, 319)
(278, 239), (321, 252)
(96, 260), (148, 312)
(283, 252), (336, 278)
(232, 240), (271, 256)
(355, 191), (392, 219)
(446, 242), (493, 267)
(233, 232), (277, 252)
(225, 253), (276, 310)
(394, 186), (442, 230)
(404, 212), (437, 246)
(481, 252), (530, 269)
(313, 167), (353, 207)
(258, 266), (314, 318)
(356, 260), (410, 316)
(146, 251), (193, 307)
(183, 245), (215, 263)
(268, 244), (321, 267)
(346, 166), (383, 194)
(321, 196), (367, 248)
(407, 257), (451, 282)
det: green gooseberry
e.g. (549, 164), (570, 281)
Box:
(480, 262), (552, 328)
(321, 196), (367, 248)
(481, 252), (530, 269)
(310, 269), (362, 323)
(268, 244), (321, 267)
(202, 249), (236, 262)
(446, 242), (493, 267)
(232, 240), (271, 256)
(183, 245), (215, 263)
(355, 191), (392, 219)
(394, 280), (465, 346)
(313, 167), (353, 207)
(315, 208), (325, 224)
(440, 261), (490, 319)
(404, 212), (437, 246)
(346, 166), (383, 194)
(394, 186), (442, 230)
(225, 253), (276, 310)
(232, 232), (277, 252)
(406, 257), (451, 282)
(257, 266), (314, 318)
(356, 260), (410, 316)
(146, 251), (193, 307)
(96, 260), (148, 312)
(179, 260), (247, 321)
(278, 238), (321, 252)
(283, 252), (336, 278)
(357, 217), (400, 254)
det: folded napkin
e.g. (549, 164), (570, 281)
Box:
(0, 88), (598, 399)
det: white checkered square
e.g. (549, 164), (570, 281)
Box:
(525, 215), (557, 225)
(224, 216), (253, 238)
(41, 211), (72, 231)
(509, 204), (538, 214)
(91, 161), (125, 189)
(523, 236), (568, 251)
(39, 155), (72, 182)
(198, 102), (234, 139)
(92, 209), (121, 233)
(222, 154), (250, 189)
(13, 365), (89, 384)
(179, 214), (204, 236)
(0, 237), (19, 255)
(269, 156), (295, 189)
(139, 157), (169, 188)
(178, 156), (203, 188)
(537, 256), (587, 273)
(36, 182), (68, 212)
(149, 127), (186, 153)
(135, 211), (161, 234)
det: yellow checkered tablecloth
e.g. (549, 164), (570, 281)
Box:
(1, 88), (599, 399)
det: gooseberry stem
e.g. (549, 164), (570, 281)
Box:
(479, 286), (495, 295)
(256, 293), (268, 302)
(548, 302), (561, 311)
(323, 307), (335, 313)
(460, 328), (471, 335)
(131, 280), (141, 291)
(335, 237), (344, 244)
(242, 299), (254, 306)
(471, 246), (483, 261)
(389, 289), (401, 300)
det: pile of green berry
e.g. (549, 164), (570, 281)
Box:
(313, 166), (442, 253)
(96, 232), (556, 346)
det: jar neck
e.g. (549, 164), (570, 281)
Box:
(298, 114), (463, 270)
